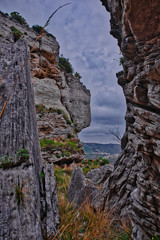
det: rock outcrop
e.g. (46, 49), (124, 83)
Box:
(0, 10), (91, 239)
(0, 11), (91, 165)
(68, 164), (113, 207)
(68, 166), (98, 207)
(86, 164), (113, 185)
(0, 37), (58, 238)
(96, 1), (160, 239)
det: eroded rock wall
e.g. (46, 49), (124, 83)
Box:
(0, 37), (58, 239)
(98, 0), (160, 239)
(0, 11), (91, 164)
(0, 10), (90, 238)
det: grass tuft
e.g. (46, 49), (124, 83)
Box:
(51, 165), (132, 240)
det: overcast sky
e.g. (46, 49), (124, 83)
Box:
(1, 0), (126, 144)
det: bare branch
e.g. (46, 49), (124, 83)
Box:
(109, 126), (121, 143)
(43, 3), (71, 29)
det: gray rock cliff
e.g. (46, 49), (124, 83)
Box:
(0, 11), (91, 165)
(0, 36), (58, 239)
(95, 1), (160, 239)
(0, 10), (91, 239)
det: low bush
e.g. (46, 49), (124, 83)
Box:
(119, 56), (124, 65)
(74, 128), (79, 133)
(67, 133), (74, 139)
(10, 26), (23, 42)
(81, 157), (110, 174)
(56, 108), (72, 125)
(31, 24), (44, 34)
(152, 235), (160, 240)
(59, 55), (73, 74)
(40, 172), (45, 179)
(0, 155), (13, 169)
(16, 148), (29, 161)
(74, 72), (82, 79)
(10, 12), (27, 25)
(56, 154), (61, 159)
(40, 139), (64, 149)
(36, 104), (55, 114)
(0, 148), (29, 169)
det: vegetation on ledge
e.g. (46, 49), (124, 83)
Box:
(10, 26), (23, 42)
(80, 157), (110, 174)
(59, 55), (73, 74)
(40, 137), (81, 158)
(10, 11), (28, 25)
(0, 148), (29, 169)
(36, 105), (72, 125)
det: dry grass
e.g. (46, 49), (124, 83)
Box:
(50, 165), (132, 240)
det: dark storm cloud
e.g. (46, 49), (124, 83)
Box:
(1, 0), (126, 143)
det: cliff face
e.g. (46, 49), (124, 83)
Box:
(0, 36), (59, 239)
(0, 11), (91, 164)
(0, 11), (91, 239)
(97, 1), (160, 239)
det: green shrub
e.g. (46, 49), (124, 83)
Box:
(62, 151), (70, 157)
(82, 157), (110, 174)
(36, 104), (54, 113)
(31, 24), (44, 33)
(67, 133), (73, 139)
(66, 140), (79, 150)
(40, 139), (64, 150)
(59, 55), (73, 73)
(0, 155), (13, 169)
(16, 148), (29, 161)
(31, 25), (54, 37)
(40, 172), (45, 178)
(57, 109), (62, 114)
(102, 158), (110, 164)
(36, 104), (46, 112)
(0, 148), (29, 169)
(66, 119), (72, 125)
(56, 154), (61, 158)
(10, 12), (27, 25)
(82, 166), (90, 174)
(152, 235), (160, 240)
(63, 113), (72, 125)
(119, 57), (124, 65)
(74, 128), (79, 133)
(10, 26), (23, 42)
(56, 109), (72, 125)
(74, 72), (82, 79)
(98, 157), (110, 165)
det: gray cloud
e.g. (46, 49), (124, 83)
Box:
(1, 0), (126, 143)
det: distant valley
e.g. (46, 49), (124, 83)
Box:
(83, 143), (121, 164)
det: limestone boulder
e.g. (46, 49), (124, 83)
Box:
(86, 164), (113, 185)
(68, 166), (98, 207)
